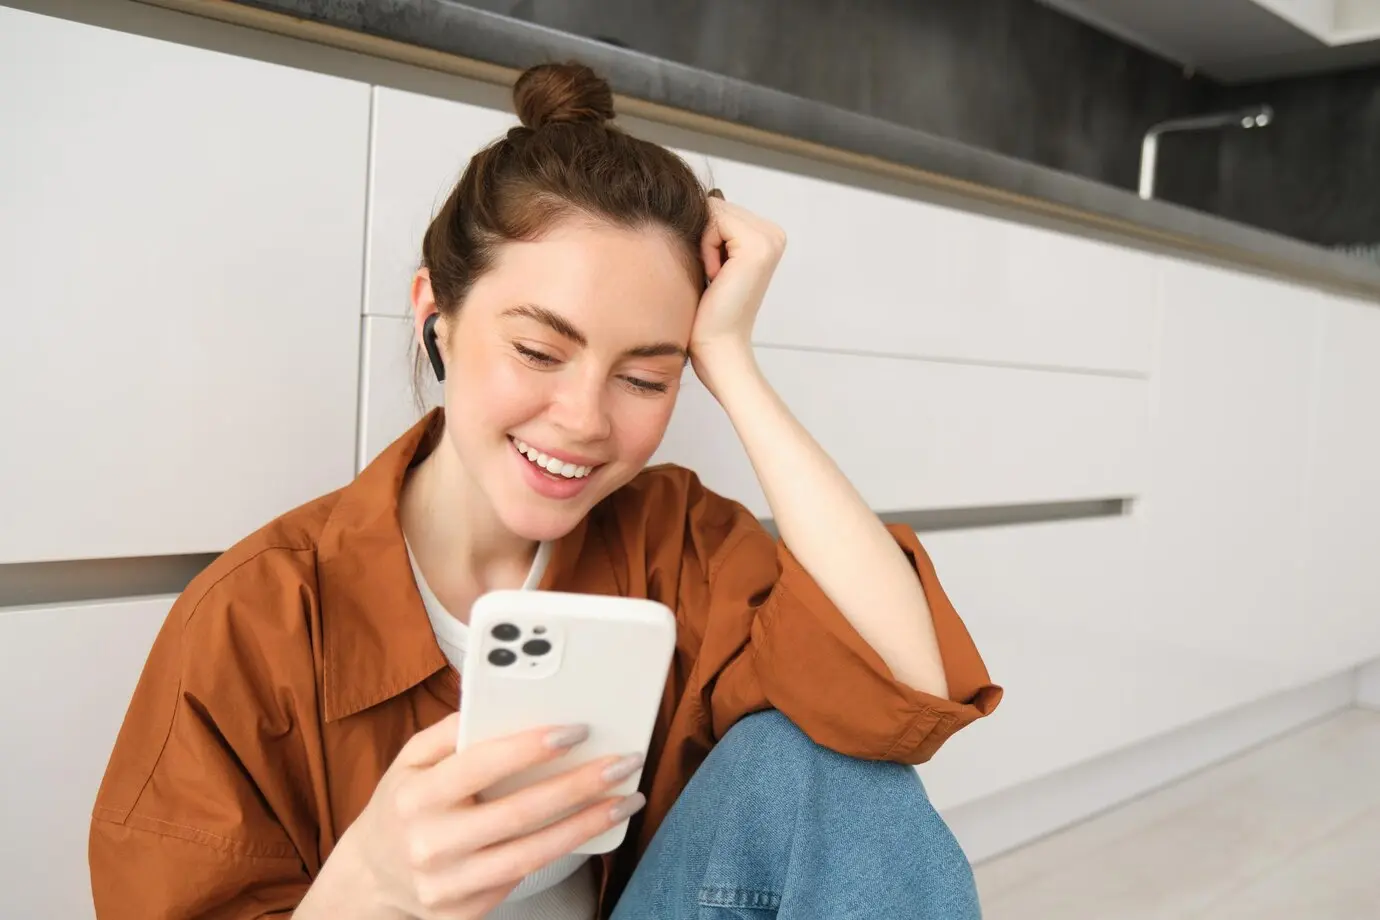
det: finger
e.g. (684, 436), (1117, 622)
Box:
(701, 209), (726, 280)
(411, 872), (518, 918)
(446, 751), (640, 851)
(401, 723), (590, 813)
(395, 712), (462, 769)
(452, 793), (646, 892)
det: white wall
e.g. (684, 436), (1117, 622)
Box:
(4, 4), (1380, 916)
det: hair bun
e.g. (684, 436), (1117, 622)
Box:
(514, 62), (616, 130)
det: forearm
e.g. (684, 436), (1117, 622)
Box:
(698, 346), (949, 698)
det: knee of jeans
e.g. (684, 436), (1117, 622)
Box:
(716, 710), (957, 833)
(716, 710), (923, 795)
(716, 709), (811, 759)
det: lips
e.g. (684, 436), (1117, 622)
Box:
(510, 437), (598, 480)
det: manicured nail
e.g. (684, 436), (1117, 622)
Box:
(608, 792), (646, 823)
(544, 725), (589, 750)
(601, 753), (645, 784)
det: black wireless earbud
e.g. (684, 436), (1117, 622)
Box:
(422, 312), (446, 382)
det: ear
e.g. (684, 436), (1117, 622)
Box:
(411, 268), (438, 342)
(412, 268), (448, 382)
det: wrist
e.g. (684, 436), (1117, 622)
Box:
(691, 339), (761, 399)
(296, 827), (399, 920)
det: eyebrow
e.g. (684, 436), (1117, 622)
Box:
(502, 303), (688, 361)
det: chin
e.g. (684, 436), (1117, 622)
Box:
(499, 501), (590, 544)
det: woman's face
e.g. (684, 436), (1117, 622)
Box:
(414, 217), (700, 542)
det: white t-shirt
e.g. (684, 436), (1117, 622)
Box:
(405, 539), (597, 920)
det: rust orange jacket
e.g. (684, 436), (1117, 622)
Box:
(89, 409), (1002, 917)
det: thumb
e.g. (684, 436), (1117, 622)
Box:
(397, 711), (460, 768)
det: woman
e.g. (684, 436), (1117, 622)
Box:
(89, 62), (1001, 919)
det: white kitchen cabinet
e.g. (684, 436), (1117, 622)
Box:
(1297, 294), (1380, 675)
(0, 7), (369, 563)
(0, 596), (172, 920)
(920, 261), (1380, 812)
(910, 513), (1291, 810)
(656, 350), (1148, 516)
(704, 155), (1157, 376)
(1142, 261), (1323, 683)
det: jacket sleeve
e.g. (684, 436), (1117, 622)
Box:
(89, 568), (314, 918)
(679, 476), (1002, 764)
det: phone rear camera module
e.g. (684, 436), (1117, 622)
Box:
(491, 623), (520, 642)
(522, 639), (552, 657)
(487, 648), (517, 667)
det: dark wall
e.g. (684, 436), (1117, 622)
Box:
(465, 0), (1380, 250)
(1203, 68), (1380, 249)
(468, 0), (1219, 206)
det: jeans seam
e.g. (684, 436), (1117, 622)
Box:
(697, 886), (783, 910)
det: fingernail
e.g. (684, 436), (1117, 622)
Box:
(601, 753), (645, 784)
(544, 725), (589, 750)
(608, 792), (646, 823)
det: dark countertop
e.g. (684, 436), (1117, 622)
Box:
(221, 0), (1380, 300)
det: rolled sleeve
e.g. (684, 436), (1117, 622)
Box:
(701, 514), (1001, 764)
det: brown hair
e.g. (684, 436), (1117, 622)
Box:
(413, 61), (710, 397)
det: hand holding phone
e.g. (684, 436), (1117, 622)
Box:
(301, 713), (643, 920)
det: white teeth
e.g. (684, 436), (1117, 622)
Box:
(512, 439), (593, 479)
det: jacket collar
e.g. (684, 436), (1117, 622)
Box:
(316, 409), (592, 722)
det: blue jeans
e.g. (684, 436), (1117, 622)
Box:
(611, 710), (982, 919)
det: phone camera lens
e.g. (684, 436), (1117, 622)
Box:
(491, 623), (520, 642)
(487, 648), (517, 667)
(522, 639), (552, 657)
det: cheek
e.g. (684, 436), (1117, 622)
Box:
(613, 394), (678, 463)
(447, 350), (551, 433)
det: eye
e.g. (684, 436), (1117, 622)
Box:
(514, 343), (558, 366)
(621, 376), (670, 395)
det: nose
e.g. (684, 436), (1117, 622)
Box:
(548, 372), (612, 443)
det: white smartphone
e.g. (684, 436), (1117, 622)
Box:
(456, 589), (677, 854)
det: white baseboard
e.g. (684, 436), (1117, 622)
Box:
(1357, 659), (1380, 709)
(945, 671), (1356, 865)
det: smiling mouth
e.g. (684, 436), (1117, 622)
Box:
(510, 437), (598, 480)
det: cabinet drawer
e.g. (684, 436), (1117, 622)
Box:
(655, 349), (1148, 515)
(0, 8), (368, 562)
(0, 597), (171, 919)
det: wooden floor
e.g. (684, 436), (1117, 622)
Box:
(973, 707), (1380, 919)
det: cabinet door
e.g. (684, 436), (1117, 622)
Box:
(1144, 261), (1321, 680)
(365, 87), (519, 317)
(0, 597), (171, 920)
(704, 155), (1156, 376)
(0, 7), (369, 563)
(1299, 294), (1380, 674)
(654, 351), (1148, 516)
